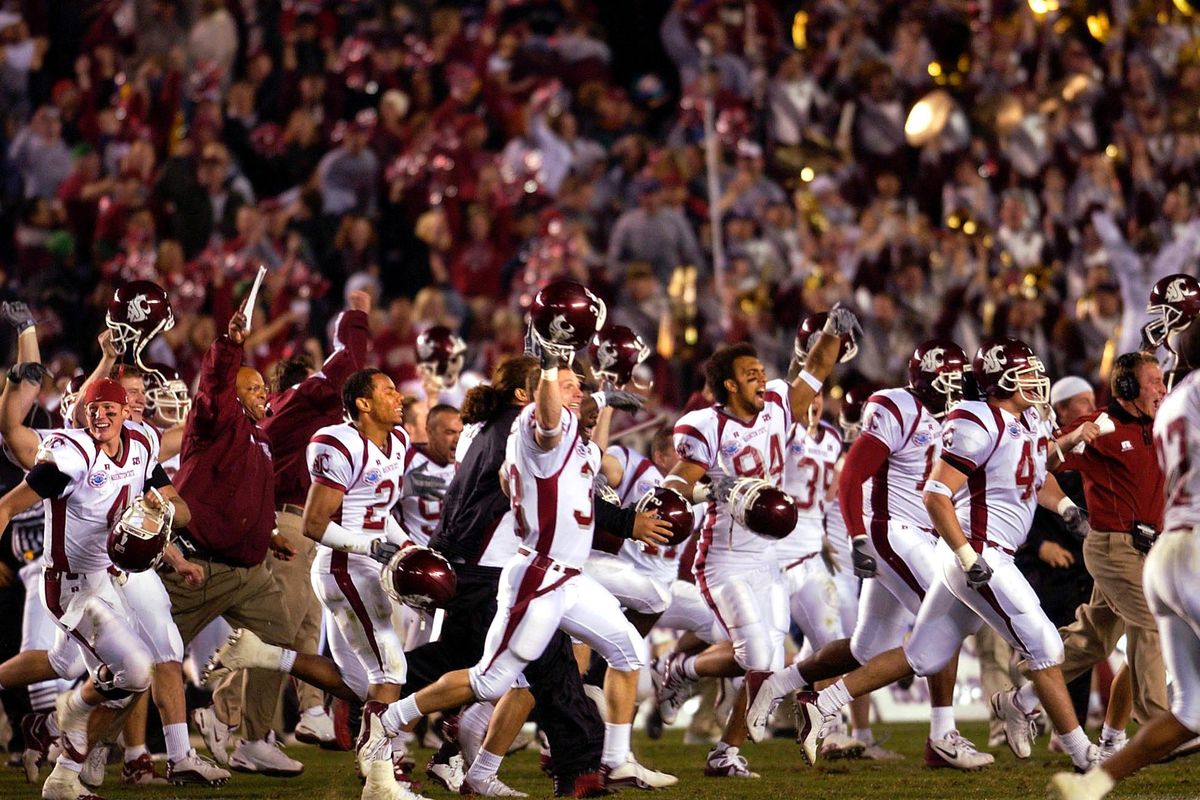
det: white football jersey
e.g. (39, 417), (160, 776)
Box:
(36, 422), (160, 573)
(940, 400), (1050, 552)
(858, 388), (942, 530)
(396, 447), (456, 546)
(504, 404), (601, 569)
(1155, 371), (1200, 533)
(675, 379), (793, 568)
(778, 420), (841, 561)
(605, 444), (695, 583)
(307, 423), (410, 570)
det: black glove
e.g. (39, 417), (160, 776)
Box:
(526, 319), (573, 368)
(6, 362), (47, 385)
(965, 558), (993, 590)
(825, 303), (862, 339)
(403, 463), (447, 500)
(851, 536), (877, 578)
(710, 475), (738, 504)
(593, 472), (620, 505)
(370, 539), (401, 565)
(1, 301), (35, 333)
(594, 389), (644, 413)
(1062, 505), (1090, 542)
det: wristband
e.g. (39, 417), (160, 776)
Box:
(384, 515), (410, 546)
(1056, 497), (1077, 516)
(798, 369), (823, 393)
(822, 316), (839, 335)
(592, 392), (608, 411)
(924, 479), (953, 498)
(540, 366), (558, 382)
(319, 521), (376, 554)
(954, 543), (978, 570)
(535, 422), (560, 437)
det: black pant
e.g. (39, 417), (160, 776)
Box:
(402, 564), (603, 783)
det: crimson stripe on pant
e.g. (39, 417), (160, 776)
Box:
(483, 559), (551, 673)
(976, 582), (1032, 658)
(868, 519), (926, 602)
(330, 551), (385, 671)
(42, 571), (106, 666)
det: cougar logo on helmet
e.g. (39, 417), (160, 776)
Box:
(919, 347), (946, 372)
(126, 294), (152, 323)
(1165, 278), (1189, 303)
(597, 340), (619, 369)
(548, 314), (575, 342)
(981, 345), (1007, 373)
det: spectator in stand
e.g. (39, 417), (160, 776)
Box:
(9, 106), (72, 200)
(607, 178), (704, 284)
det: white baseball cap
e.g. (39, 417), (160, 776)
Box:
(1050, 376), (1093, 406)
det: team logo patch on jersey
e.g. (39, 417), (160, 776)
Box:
(721, 443), (739, 456)
(790, 442), (805, 454)
(88, 471), (107, 488)
(44, 436), (65, 450)
(635, 480), (654, 496)
(364, 468), (382, 485)
(312, 452), (332, 476)
(942, 428), (954, 449)
(913, 432), (932, 446)
(1007, 422), (1022, 438)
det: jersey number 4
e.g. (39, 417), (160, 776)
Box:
(731, 439), (784, 481)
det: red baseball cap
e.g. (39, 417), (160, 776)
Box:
(82, 378), (128, 407)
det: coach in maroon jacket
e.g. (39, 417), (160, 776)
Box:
(254, 290), (371, 742)
(162, 307), (305, 775)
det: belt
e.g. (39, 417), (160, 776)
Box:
(174, 535), (246, 569)
(277, 503), (304, 516)
(517, 546), (582, 576)
(44, 565), (120, 581)
(784, 551), (820, 570)
(971, 539), (1016, 557)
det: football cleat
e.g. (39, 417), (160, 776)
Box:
(79, 744), (109, 789)
(651, 654), (695, 726)
(743, 669), (779, 744)
(861, 738), (904, 761)
(990, 689), (1039, 759)
(21, 712), (54, 783)
(793, 691), (829, 766)
(361, 758), (430, 800)
(41, 763), (104, 800)
(191, 706), (231, 767)
(601, 754), (677, 789)
(1074, 743), (1101, 774)
(167, 750), (229, 786)
(295, 708), (337, 746)
(459, 774), (528, 796)
(54, 694), (91, 765)
(924, 730), (994, 770)
(819, 717), (866, 761)
(1098, 730), (1126, 762)
(120, 753), (168, 785)
(229, 736), (304, 777)
(203, 627), (283, 686)
(426, 752), (465, 793)
(357, 701), (395, 778)
(703, 746), (759, 778)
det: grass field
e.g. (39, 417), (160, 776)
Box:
(4, 722), (1200, 800)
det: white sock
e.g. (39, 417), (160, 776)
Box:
(384, 695), (422, 730)
(679, 656), (699, 680)
(601, 722), (631, 768)
(165, 722), (190, 762)
(465, 748), (503, 782)
(124, 744), (148, 761)
(1014, 682), (1039, 714)
(930, 706), (955, 740)
(816, 680), (852, 717)
(66, 688), (97, 714)
(1101, 723), (1124, 742)
(711, 740), (731, 754)
(853, 727), (873, 743)
(773, 666), (807, 695)
(278, 649), (297, 673)
(1059, 726), (1093, 768)
(302, 705), (325, 718)
(55, 755), (83, 772)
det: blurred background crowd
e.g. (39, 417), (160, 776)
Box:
(3, 0), (1200, 413)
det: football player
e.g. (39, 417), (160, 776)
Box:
(652, 306), (859, 779)
(747, 340), (994, 770)
(780, 338), (1100, 773)
(0, 378), (209, 800)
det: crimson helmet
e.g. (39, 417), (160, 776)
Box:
(143, 362), (192, 426)
(838, 382), (883, 443)
(107, 490), (173, 573)
(1144, 273), (1200, 348)
(416, 326), (467, 388)
(60, 374), (88, 424)
(529, 280), (606, 358)
(591, 325), (651, 387)
(973, 337), (1050, 406)
(795, 312), (857, 364)
(380, 545), (457, 611)
(634, 486), (694, 546)
(908, 339), (970, 417)
(727, 479), (798, 540)
(106, 281), (175, 355)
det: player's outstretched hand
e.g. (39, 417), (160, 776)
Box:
(851, 536), (877, 578)
(632, 511), (671, 547)
(965, 558), (993, 590)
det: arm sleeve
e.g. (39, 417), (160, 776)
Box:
(940, 414), (994, 475)
(190, 336), (246, 433)
(838, 434), (891, 538)
(25, 462), (71, 499)
(673, 412), (715, 470)
(860, 397), (906, 451)
(595, 496), (637, 539)
(306, 435), (356, 492)
(146, 464), (172, 490)
(34, 435), (89, 490)
(318, 309), (370, 388)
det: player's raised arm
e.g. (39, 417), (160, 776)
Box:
(788, 306), (861, 423)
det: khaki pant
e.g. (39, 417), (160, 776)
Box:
(976, 626), (1017, 740)
(265, 510), (323, 712)
(1057, 531), (1167, 724)
(163, 553), (298, 740)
